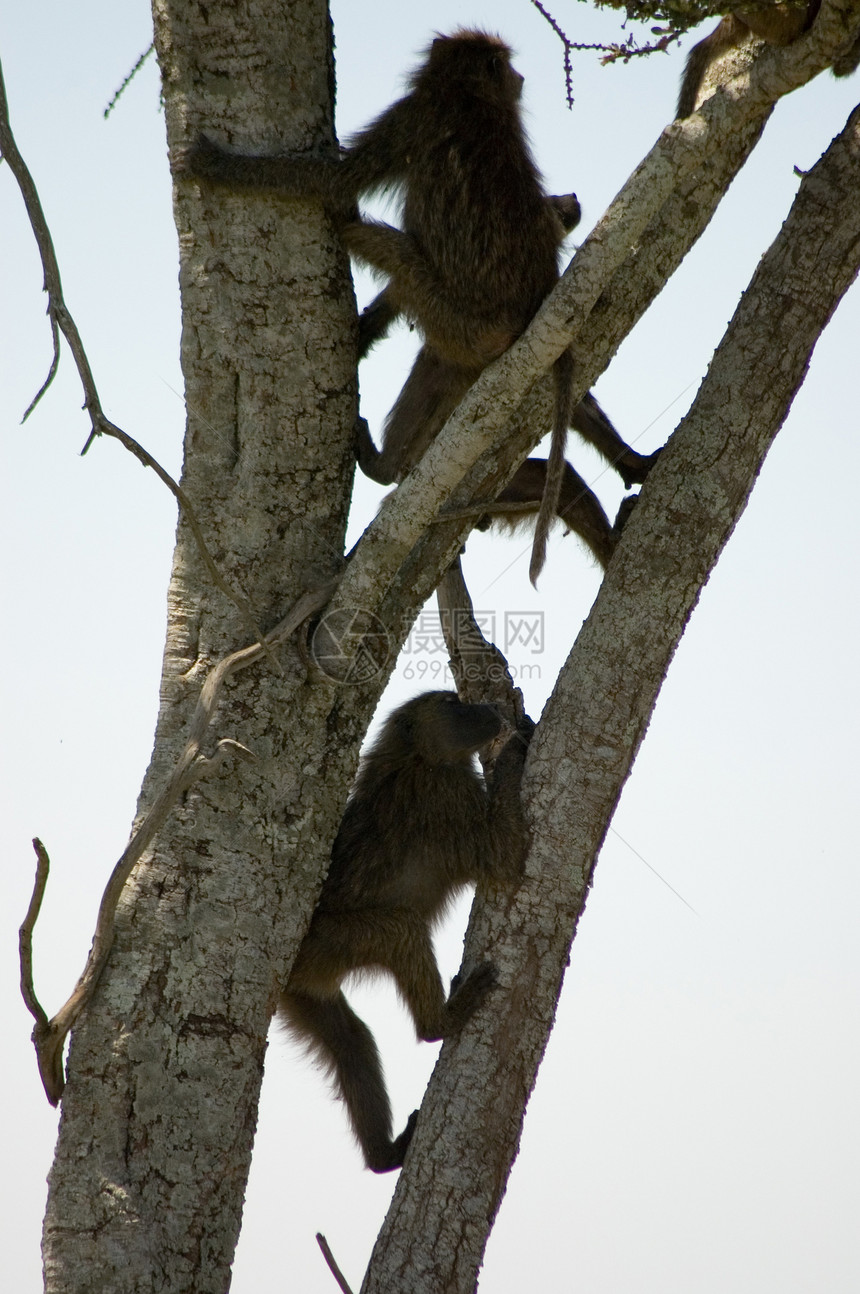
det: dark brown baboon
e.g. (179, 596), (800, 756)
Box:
(354, 188), (583, 361)
(279, 690), (530, 1172)
(354, 187), (655, 569)
(677, 1), (860, 118)
(181, 30), (658, 582)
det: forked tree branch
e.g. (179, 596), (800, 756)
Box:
(326, 0), (859, 641)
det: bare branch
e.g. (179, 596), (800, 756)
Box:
(23, 579), (336, 1105)
(436, 559), (528, 730)
(19, 839), (50, 1031)
(0, 54), (278, 670)
(316, 1233), (356, 1294)
(84, 413), (283, 674)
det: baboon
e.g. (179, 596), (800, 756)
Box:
(353, 187), (583, 363)
(354, 195), (655, 569)
(676, 1), (860, 118)
(279, 690), (530, 1172)
(181, 30), (658, 581)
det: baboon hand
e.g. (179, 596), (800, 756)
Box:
(444, 962), (499, 1033)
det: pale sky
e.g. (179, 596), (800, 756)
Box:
(1, 2), (858, 1291)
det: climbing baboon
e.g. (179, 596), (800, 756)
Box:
(279, 690), (530, 1171)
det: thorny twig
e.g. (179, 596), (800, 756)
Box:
(104, 43), (155, 119)
(0, 54), (279, 671)
(531, 0), (690, 94)
(530, 0), (576, 106)
(18, 580), (337, 1105)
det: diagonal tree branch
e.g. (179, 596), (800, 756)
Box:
(328, 0), (858, 643)
(362, 97), (860, 1294)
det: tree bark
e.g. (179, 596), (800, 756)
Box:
(42, 3), (360, 1292)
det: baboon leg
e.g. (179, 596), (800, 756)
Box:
(571, 391), (660, 488)
(358, 908), (497, 1040)
(293, 909), (493, 1043)
(496, 457), (616, 568)
(356, 189), (580, 365)
(278, 988), (416, 1172)
(355, 416), (397, 485)
(364, 349), (476, 483)
(344, 220), (516, 367)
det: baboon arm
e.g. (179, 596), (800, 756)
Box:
(357, 288), (398, 359)
(179, 98), (411, 210)
(179, 134), (344, 201)
(484, 730), (533, 882)
(339, 96), (414, 196)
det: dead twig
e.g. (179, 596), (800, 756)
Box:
(315, 1233), (356, 1294)
(19, 840), (50, 1032)
(0, 54), (278, 671)
(19, 579), (337, 1105)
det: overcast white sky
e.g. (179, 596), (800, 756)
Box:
(1, 2), (858, 1291)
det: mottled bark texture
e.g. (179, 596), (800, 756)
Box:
(41, 3), (360, 1292)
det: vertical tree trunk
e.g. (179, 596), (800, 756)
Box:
(42, 3), (359, 1291)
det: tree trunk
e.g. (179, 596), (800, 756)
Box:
(42, 3), (361, 1291)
